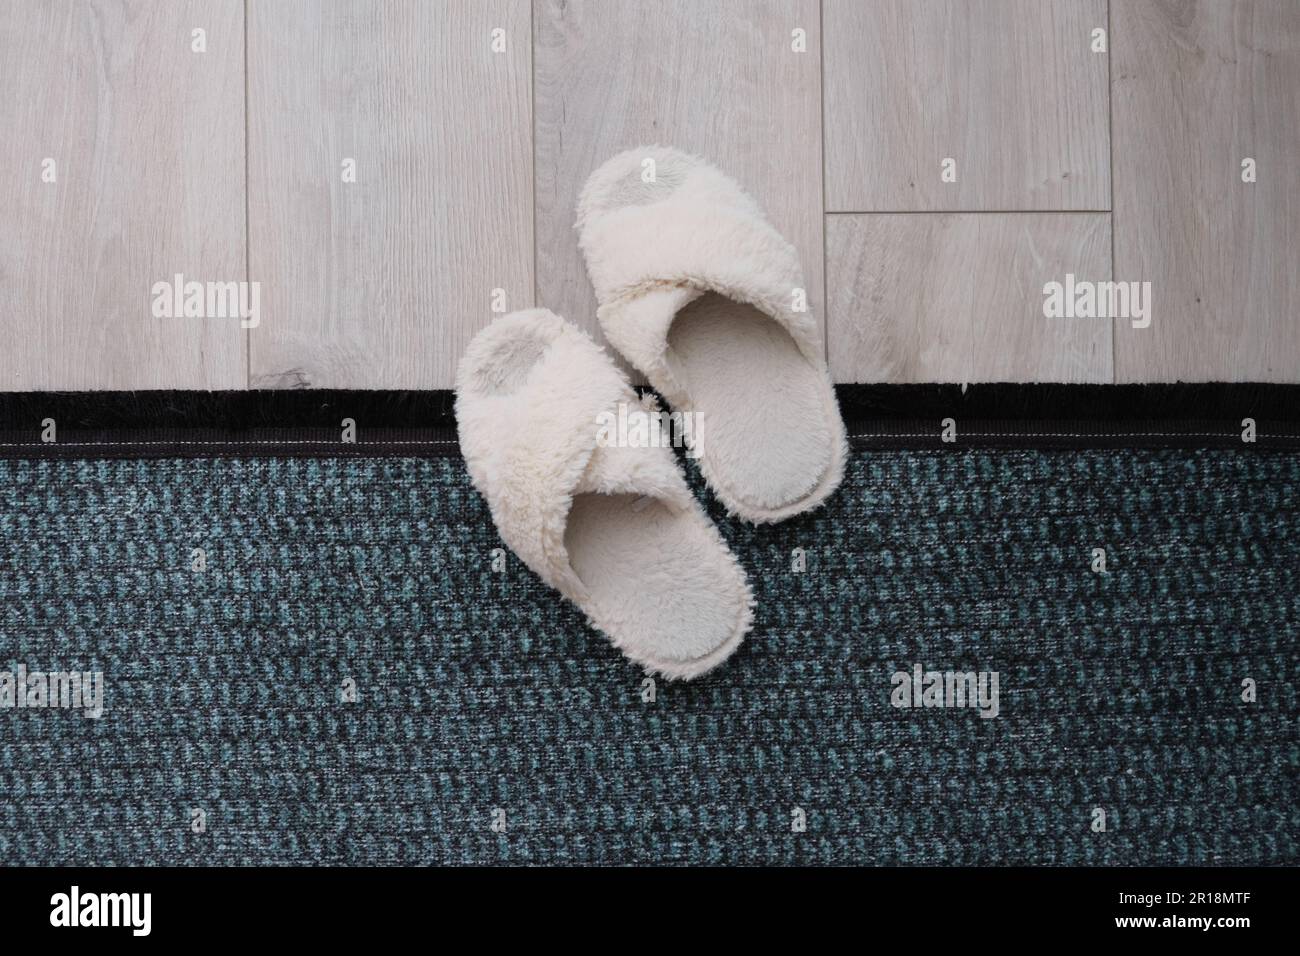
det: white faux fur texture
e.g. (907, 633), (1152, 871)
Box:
(455, 309), (753, 680)
(576, 146), (848, 524)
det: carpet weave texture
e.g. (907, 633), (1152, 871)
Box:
(1, 449), (1296, 865)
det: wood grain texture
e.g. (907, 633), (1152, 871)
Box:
(247, 0), (533, 389)
(534, 0), (824, 352)
(823, 0), (1110, 212)
(1112, 0), (1300, 383)
(827, 213), (1112, 383)
(0, 0), (246, 389)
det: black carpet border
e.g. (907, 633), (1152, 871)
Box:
(0, 384), (1297, 458)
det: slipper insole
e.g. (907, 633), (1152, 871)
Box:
(665, 293), (833, 512)
(564, 493), (747, 667)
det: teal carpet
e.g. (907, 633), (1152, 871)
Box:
(1, 449), (1296, 865)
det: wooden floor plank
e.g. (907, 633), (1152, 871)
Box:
(1112, 0), (1300, 382)
(533, 0), (824, 354)
(827, 213), (1113, 383)
(0, 0), (246, 390)
(7, 1), (1295, 390)
(247, 0), (533, 389)
(823, 0), (1110, 212)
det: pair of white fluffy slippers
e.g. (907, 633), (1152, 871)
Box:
(456, 147), (847, 680)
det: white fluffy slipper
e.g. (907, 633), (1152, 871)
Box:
(576, 146), (848, 524)
(455, 308), (753, 679)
